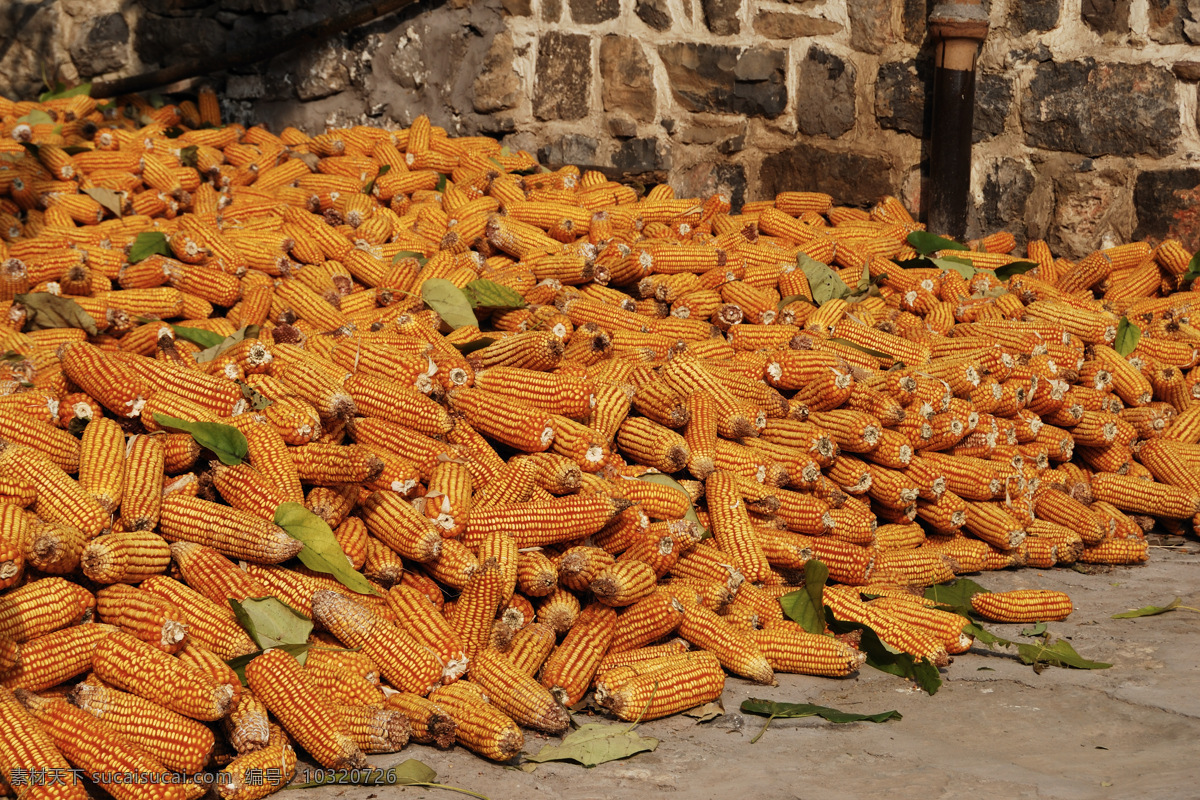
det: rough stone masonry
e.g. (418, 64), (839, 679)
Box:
(5, 0), (1200, 254)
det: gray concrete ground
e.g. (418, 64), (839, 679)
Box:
(302, 542), (1200, 800)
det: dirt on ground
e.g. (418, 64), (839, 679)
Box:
(301, 542), (1200, 800)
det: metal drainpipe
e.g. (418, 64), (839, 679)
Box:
(926, 1), (989, 240)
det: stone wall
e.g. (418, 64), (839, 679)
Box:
(5, 0), (1200, 254)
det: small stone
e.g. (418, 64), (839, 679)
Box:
(69, 12), (130, 78)
(1009, 0), (1062, 33)
(473, 31), (521, 113)
(608, 113), (638, 138)
(1132, 168), (1200, 250)
(658, 43), (787, 118)
(752, 11), (840, 38)
(660, 118), (677, 133)
(538, 134), (600, 167)
(542, 0), (563, 22)
(636, 0), (673, 30)
(701, 0), (741, 35)
(759, 145), (893, 207)
(599, 35), (657, 122)
(1021, 59), (1180, 157)
(1174, 61), (1200, 80)
(717, 135), (746, 154)
(848, 0), (893, 54)
(571, 0), (621, 23)
(534, 32), (592, 121)
(679, 116), (747, 145)
(795, 45), (856, 139)
(1082, 0), (1132, 35)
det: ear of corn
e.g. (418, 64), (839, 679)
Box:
(0, 99), (1186, 780)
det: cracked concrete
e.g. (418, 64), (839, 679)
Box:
(300, 546), (1200, 800)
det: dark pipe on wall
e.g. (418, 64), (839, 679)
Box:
(927, 1), (989, 240)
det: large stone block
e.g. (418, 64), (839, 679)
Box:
(613, 138), (671, 172)
(1048, 167), (1134, 258)
(973, 73), (1012, 142)
(1147, 0), (1195, 43)
(902, 0), (927, 43)
(672, 163), (747, 210)
(875, 59), (929, 137)
(538, 134), (601, 167)
(296, 41), (352, 102)
(69, 12), (130, 78)
(848, 0), (893, 53)
(136, 15), (226, 65)
(473, 31), (521, 113)
(974, 157), (1036, 244)
(795, 46), (856, 139)
(534, 32), (591, 121)
(1009, 0), (1062, 33)
(600, 36), (656, 122)
(759, 146), (893, 207)
(753, 11), (840, 38)
(658, 43), (787, 118)
(571, 0), (620, 23)
(1021, 60), (1180, 157)
(1132, 168), (1200, 250)
(1082, 0), (1131, 34)
(702, 0), (741, 35)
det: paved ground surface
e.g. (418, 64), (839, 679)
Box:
(301, 541), (1200, 800)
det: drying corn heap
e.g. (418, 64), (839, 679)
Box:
(0, 86), (1193, 794)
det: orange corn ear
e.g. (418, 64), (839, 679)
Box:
(970, 589), (1073, 623)
(383, 692), (458, 749)
(82, 529), (172, 584)
(78, 416), (125, 512)
(223, 687), (272, 755)
(595, 650), (725, 721)
(0, 576), (93, 643)
(0, 445), (108, 537)
(310, 590), (444, 696)
(92, 625), (228, 710)
(386, 584), (468, 684)
(539, 602), (618, 706)
(754, 621), (866, 676)
(335, 703), (411, 754)
(245, 647), (367, 770)
(706, 471), (774, 583)
(158, 494), (303, 563)
(469, 649), (570, 733)
(96, 583), (189, 653)
(428, 681), (524, 762)
(69, 675), (216, 773)
(16, 690), (188, 800)
(217, 725), (297, 800)
(0, 685), (90, 800)
(2, 623), (119, 692)
(678, 600), (775, 685)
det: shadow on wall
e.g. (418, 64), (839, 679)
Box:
(0, 0), (440, 100)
